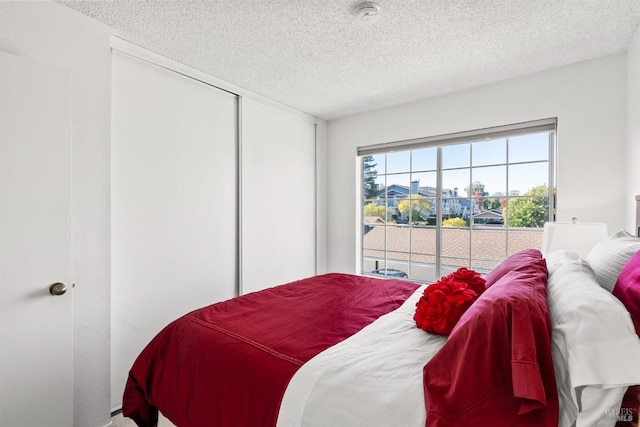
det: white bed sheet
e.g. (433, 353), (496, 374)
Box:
(277, 285), (447, 427)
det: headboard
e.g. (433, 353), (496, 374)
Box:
(636, 195), (640, 237)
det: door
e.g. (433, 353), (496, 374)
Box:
(240, 99), (317, 294)
(0, 51), (73, 426)
(111, 51), (237, 409)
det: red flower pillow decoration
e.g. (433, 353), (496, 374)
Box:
(414, 268), (486, 335)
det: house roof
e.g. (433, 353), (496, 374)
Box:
(57, 1), (640, 121)
(379, 184), (457, 199)
(364, 216), (385, 225)
(472, 210), (504, 220)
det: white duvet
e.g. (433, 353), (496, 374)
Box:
(278, 260), (640, 427)
(277, 285), (447, 427)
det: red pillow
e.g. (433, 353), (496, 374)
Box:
(414, 268), (486, 335)
(423, 258), (559, 427)
(613, 249), (640, 335)
(613, 251), (640, 427)
(484, 249), (544, 288)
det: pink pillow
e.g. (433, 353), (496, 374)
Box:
(423, 257), (559, 426)
(613, 251), (640, 427)
(484, 249), (544, 288)
(613, 249), (640, 335)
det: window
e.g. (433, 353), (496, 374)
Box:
(360, 119), (556, 283)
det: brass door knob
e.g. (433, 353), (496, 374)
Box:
(49, 282), (67, 296)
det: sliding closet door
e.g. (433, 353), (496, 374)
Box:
(241, 99), (316, 294)
(111, 52), (237, 409)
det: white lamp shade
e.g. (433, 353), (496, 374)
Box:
(541, 222), (609, 258)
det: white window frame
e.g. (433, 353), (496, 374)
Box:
(359, 118), (557, 282)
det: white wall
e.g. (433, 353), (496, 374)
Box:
(0, 2), (112, 427)
(315, 119), (329, 274)
(628, 25), (640, 234)
(327, 54), (628, 273)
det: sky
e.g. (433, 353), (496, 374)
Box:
(368, 131), (553, 199)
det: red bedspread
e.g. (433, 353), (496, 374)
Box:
(122, 273), (419, 427)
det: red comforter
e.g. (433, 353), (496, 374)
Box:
(122, 273), (419, 427)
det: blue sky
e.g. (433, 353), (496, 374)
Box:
(369, 132), (552, 197)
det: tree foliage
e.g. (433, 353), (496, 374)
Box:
(364, 202), (391, 220)
(443, 217), (468, 227)
(397, 195), (433, 221)
(465, 181), (495, 210)
(464, 181), (488, 197)
(506, 185), (550, 227)
(362, 155), (379, 199)
(484, 195), (503, 210)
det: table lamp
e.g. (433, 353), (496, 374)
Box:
(541, 218), (608, 258)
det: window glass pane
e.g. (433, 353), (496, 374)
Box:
(385, 224), (410, 253)
(386, 173), (411, 190)
(410, 254), (437, 283)
(412, 147), (437, 171)
(363, 201), (392, 222)
(504, 195), (550, 228)
(508, 229), (544, 255)
(362, 225), (385, 251)
(471, 229), (506, 263)
(509, 132), (549, 163)
(360, 124), (555, 283)
(442, 197), (471, 220)
(508, 162), (548, 195)
(363, 250), (386, 275)
(442, 143), (470, 169)
(367, 174), (385, 200)
(472, 165), (506, 198)
(471, 259), (500, 274)
(375, 259), (409, 278)
(442, 228), (470, 275)
(442, 168), (469, 196)
(410, 225), (436, 254)
(364, 153), (385, 174)
(403, 195), (434, 223)
(411, 226), (437, 283)
(411, 171), (436, 194)
(384, 173), (409, 221)
(409, 171), (436, 222)
(472, 138), (506, 166)
(387, 150), (410, 173)
(363, 179), (384, 202)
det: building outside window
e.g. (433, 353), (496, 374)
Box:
(360, 119), (556, 283)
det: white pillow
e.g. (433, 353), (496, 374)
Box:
(586, 229), (640, 292)
(546, 250), (640, 427)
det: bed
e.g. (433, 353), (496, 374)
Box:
(122, 230), (640, 427)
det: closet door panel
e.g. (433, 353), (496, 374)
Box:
(111, 52), (237, 408)
(241, 99), (316, 294)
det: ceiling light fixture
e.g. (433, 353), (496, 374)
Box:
(354, 1), (381, 24)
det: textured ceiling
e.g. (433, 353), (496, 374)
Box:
(57, 0), (640, 121)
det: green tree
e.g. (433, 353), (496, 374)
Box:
(443, 217), (467, 227)
(485, 192), (503, 210)
(363, 155), (379, 199)
(506, 185), (550, 227)
(464, 181), (488, 197)
(363, 202), (391, 220)
(464, 181), (490, 210)
(397, 195), (433, 222)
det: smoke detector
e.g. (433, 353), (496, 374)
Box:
(354, 2), (381, 24)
